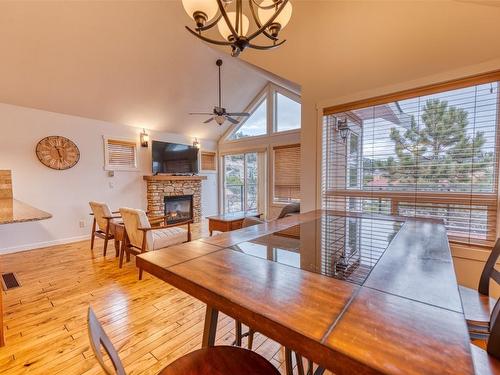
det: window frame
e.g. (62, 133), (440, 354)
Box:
(273, 85), (301, 134)
(221, 150), (265, 214)
(222, 83), (301, 144)
(103, 136), (139, 171)
(321, 70), (500, 248)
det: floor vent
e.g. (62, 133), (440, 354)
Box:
(2, 272), (21, 290)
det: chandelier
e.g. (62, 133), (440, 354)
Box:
(182, 0), (292, 57)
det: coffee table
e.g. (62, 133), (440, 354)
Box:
(206, 211), (262, 236)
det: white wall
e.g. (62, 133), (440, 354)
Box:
(0, 103), (217, 253)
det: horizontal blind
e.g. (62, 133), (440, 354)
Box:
(107, 139), (137, 168)
(322, 80), (499, 246)
(201, 152), (216, 171)
(274, 144), (300, 202)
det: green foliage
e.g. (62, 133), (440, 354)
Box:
(385, 99), (489, 189)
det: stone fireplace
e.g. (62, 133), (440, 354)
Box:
(144, 175), (207, 224)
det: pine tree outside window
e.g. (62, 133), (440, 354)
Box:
(322, 80), (500, 246)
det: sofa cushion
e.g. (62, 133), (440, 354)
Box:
(152, 227), (188, 250)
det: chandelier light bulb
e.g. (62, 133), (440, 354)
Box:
(182, 0), (219, 27)
(258, 0), (292, 33)
(217, 12), (250, 41)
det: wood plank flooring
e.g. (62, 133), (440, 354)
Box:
(0, 223), (319, 374)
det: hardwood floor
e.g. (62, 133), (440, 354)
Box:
(0, 222), (313, 374)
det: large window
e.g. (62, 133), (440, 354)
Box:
(229, 98), (267, 140)
(275, 92), (301, 132)
(226, 84), (301, 141)
(322, 77), (500, 246)
(223, 152), (260, 213)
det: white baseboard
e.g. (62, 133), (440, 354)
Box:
(0, 235), (89, 255)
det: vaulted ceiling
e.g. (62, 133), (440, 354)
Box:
(0, 1), (272, 140)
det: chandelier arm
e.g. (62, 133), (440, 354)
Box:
(248, 0), (279, 41)
(196, 12), (224, 32)
(250, 0), (284, 10)
(185, 27), (233, 46)
(216, 0), (239, 40)
(246, 0), (289, 41)
(247, 39), (286, 50)
(235, 0), (240, 34)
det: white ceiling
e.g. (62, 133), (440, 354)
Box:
(0, 1), (274, 140)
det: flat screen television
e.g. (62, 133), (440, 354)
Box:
(152, 141), (199, 175)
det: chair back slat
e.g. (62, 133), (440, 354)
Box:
(478, 238), (500, 295)
(87, 307), (126, 375)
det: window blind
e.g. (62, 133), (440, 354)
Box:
(106, 139), (137, 169)
(322, 78), (500, 246)
(274, 144), (301, 203)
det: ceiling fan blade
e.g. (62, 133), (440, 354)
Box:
(225, 116), (239, 125)
(203, 117), (215, 124)
(190, 112), (214, 115)
(226, 112), (250, 117)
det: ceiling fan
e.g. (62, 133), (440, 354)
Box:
(189, 59), (250, 125)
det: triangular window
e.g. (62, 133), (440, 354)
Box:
(229, 98), (267, 140)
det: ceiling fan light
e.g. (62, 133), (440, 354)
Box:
(257, 0), (292, 31)
(217, 11), (249, 41)
(182, 0), (218, 27)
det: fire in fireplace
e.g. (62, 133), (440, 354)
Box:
(164, 195), (193, 224)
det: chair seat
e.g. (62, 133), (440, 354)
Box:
(158, 346), (280, 375)
(151, 227), (188, 250)
(471, 343), (500, 375)
(459, 285), (496, 326)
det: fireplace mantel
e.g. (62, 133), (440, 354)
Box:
(143, 175), (207, 182)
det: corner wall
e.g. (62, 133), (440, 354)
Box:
(0, 103), (217, 253)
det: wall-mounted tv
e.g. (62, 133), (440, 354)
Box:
(152, 141), (199, 175)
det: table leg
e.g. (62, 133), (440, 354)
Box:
(114, 239), (120, 257)
(202, 305), (219, 347)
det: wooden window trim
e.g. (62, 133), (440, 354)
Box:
(323, 70), (500, 115)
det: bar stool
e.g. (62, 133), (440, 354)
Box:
(459, 239), (500, 337)
(470, 298), (500, 374)
(87, 307), (279, 375)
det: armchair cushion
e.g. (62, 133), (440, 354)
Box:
(89, 201), (114, 231)
(151, 227), (188, 250)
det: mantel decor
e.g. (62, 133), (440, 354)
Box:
(182, 0), (292, 57)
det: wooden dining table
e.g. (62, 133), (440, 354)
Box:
(136, 210), (476, 375)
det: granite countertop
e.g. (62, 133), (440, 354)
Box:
(0, 199), (52, 225)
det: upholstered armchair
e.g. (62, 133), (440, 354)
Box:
(119, 207), (191, 279)
(89, 201), (121, 256)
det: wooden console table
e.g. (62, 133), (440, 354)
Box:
(206, 211), (262, 236)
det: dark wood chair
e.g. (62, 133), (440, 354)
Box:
(459, 238), (500, 335)
(87, 307), (279, 375)
(470, 298), (500, 374)
(89, 201), (121, 257)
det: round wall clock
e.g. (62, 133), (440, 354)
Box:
(36, 136), (80, 170)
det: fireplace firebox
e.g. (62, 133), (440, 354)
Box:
(164, 195), (193, 224)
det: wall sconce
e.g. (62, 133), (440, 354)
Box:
(140, 129), (149, 148)
(336, 118), (350, 143)
(193, 138), (200, 149)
